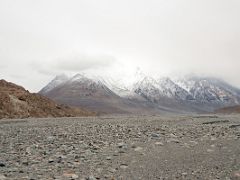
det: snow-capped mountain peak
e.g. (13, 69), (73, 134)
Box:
(39, 72), (240, 113)
(173, 76), (240, 103)
(39, 74), (69, 94)
(70, 73), (88, 82)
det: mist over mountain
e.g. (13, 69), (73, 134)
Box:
(1, 1), (240, 92)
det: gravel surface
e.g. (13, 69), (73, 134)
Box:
(0, 115), (240, 180)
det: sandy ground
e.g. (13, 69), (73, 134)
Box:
(0, 114), (240, 180)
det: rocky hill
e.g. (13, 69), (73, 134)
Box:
(0, 79), (95, 119)
(215, 105), (240, 114)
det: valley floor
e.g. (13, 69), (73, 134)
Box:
(0, 115), (240, 179)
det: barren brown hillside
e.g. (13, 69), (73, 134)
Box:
(215, 105), (240, 114)
(0, 79), (95, 119)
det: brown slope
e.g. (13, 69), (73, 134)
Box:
(0, 79), (95, 119)
(215, 105), (240, 114)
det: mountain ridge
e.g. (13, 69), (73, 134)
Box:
(39, 72), (240, 114)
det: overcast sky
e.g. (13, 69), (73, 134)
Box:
(0, 0), (240, 92)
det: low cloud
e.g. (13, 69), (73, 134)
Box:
(0, 64), (6, 69)
(54, 54), (116, 72)
(28, 53), (117, 77)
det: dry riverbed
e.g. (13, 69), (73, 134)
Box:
(0, 115), (240, 180)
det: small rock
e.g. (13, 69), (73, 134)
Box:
(22, 160), (29, 166)
(48, 158), (54, 163)
(155, 142), (164, 146)
(86, 175), (97, 180)
(151, 133), (160, 138)
(131, 144), (137, 148)
(92, 145), (99, 151)
(71, 174), (79, 179)
(232, 170), (240, 180)
(210, 137), (217, 141)
(106, 156), (112, 160)
(170, 133), (177, 138)
(167, 138), (180, 143)
(118, 150), (126, 154)
(0, 161), (6, 167)
(189, 141), (198, 146)
(207, 149), (214, 153)
(63, 172), (78, 179)
(108, 167), (117, 173)
(117, 142), (127, 149)
(0, 174), (6, 179)
(47, 136), (55, 143)
(134, 147), (143, 152)
(96, 168), (102, 173)
(182, 172), (187, 176)
(210, 144), (215, 148)
(26, 147), (31, 154)
(57, 156), (62, 163)
(120, 164), (128, 169)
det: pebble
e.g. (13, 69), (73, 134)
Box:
(22, 160), (29, 166)
(134, 147), (143, 152)
(207, 149), (214, 153)
(182, 172), (187, 176)
(26, 147), (31, 154)
(189, 141), (198, 146)
(117, 142), (127, 149)
(47, 136), (55, 143)
(71, 174), (79, 179)
(48, 158), (54, 163)
(131, 144), (137, 148)
(63, 172), (78, 179)
(232, 171), (240, 180)
(167, 138), (180, 143)
(118, 150), (126, 153)
(0, 174), (6, 179)
(86, 175), (97, 180)
(170, 133), (177, 138)
(0, 162), (6, 167)
(108, 167), (117, 173)
(211, 137), (217, 141)
(155, 142), (164, 146)
(106, 156), (112, 160)
(210, 144), (215, 148)
(120, 164), (128, 169)
(151, 133), (160, 138)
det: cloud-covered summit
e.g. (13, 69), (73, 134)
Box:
(0, 0), (240, 92)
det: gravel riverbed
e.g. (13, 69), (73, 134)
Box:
(0, 115), (240, 180)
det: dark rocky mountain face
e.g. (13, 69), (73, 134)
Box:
(40, 74), (240, 114)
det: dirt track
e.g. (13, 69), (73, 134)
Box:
(0, 115), (240, 179)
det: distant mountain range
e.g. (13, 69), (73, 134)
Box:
(39, 71), (240, 114)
